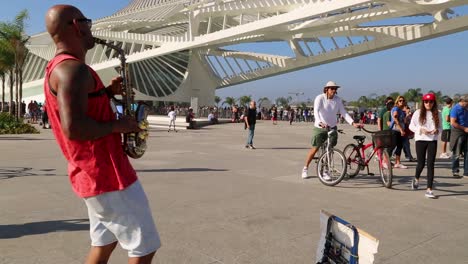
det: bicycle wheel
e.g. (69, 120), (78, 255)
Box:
(377, 148), (393, 188)
(317, 148), (347, 186)
(343, 144), (361, 178)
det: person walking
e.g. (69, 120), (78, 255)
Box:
(41, 102), (49, 129)
(167, 105), (178, 132)
(403, 105), (416, 162)
(271, 106), (278, 125)
(390, 96), (408, 169)
(289, 108), (295, 125)
(409, 93), (441, 199)
(440, 97), (453, 158)
(244, 100), (257, 149)
(449, 95), (468, 178)
(301, 81), (361, 179)
(186, 107), (197, 129)
(44, 5), (160, 264)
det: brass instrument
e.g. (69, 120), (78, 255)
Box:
(94, 37), (149, 159)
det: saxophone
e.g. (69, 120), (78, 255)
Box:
(94, 37), (149, 159)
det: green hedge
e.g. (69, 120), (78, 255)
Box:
(0, 113), (39, 134)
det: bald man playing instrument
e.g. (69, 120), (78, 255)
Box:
(44, 5), (160, 264)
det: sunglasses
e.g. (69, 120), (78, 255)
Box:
(423, 100), (434, 104)
(328, 87), (338, 91)
(68, 18), (92, 29)
(398, 99), (405, 102)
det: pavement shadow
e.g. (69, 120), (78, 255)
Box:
(337, 175), (388, 189)
(0, 167), (59, 180)
(0, 136), (52, 141)
(136, 168), (228, 173)
(259, 147), (310, 150)
(0, 219), (89, 239)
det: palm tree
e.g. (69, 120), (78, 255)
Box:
(389, 92), (400, 101)
(275, 96), (290, 108)
(403, 88), (422, 106)
(222, 96), (236, 107)
(357, 95), (369, 108)
(238, 95), (252, 107)
(0, 39), (14, 112)
(0, 9), (30, 119)
(257, 97), (270, 108)
(214, 96), (221, 107)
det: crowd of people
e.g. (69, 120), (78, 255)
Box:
(375, 93), (468, 198)
(18, 5), (467, 263)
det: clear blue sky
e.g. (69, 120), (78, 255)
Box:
(1, 0), (467, 102)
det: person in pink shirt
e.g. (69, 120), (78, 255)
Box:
(44, 5), (160, 264)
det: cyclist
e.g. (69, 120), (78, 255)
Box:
(301, 81), (362, 179)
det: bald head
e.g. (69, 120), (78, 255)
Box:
(46, 5), (82, 39)
(45, 5), (95, 58)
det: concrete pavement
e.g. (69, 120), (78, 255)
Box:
(1, 121), (467, 264)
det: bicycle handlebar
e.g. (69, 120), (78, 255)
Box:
(358, 127), (379, 134)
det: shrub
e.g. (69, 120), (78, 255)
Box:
(0, 113), (39, 134)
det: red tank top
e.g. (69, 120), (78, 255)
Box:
(44, 54), (137, 198)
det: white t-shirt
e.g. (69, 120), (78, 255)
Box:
(313, 94), (353, 128)
(409, 110), (441, 141)
(168, 111), (176, 121)
(208, 113), (214, 121)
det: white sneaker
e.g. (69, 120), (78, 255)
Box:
(322, 171), (332, 181)
(394, 163), (408, 169)
(439, 153), (448, 159)
(425, 190), (437, 199)
(301, 167), (310, 179)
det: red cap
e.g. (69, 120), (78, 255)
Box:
(422, 93), (436, 101)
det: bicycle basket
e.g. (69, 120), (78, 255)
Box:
(372, 130), (395, 148)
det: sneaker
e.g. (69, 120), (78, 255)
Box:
(411, 179), (419, 190)
(405, 158), (417, 162)
(425, 190), (437, 199)
(453, 172), (460, 178)
(301, 167), (310, 179)
(322, 171), (332, 181)
(249, 145), (256, 149)
(439, 153), (448, 159)
(245, 145), (250, 149)
(394, 163), (408, 169)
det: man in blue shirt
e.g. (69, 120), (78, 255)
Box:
(450, 95), (468, 177)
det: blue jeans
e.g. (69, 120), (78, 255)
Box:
(402, 136), (414, 159)
(451, 135), (467, 175)
(246, 124), (255, 145)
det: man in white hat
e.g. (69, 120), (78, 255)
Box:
(301, 81), (361, 180)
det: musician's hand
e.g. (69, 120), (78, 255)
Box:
(112, 116), (142, 134)
(107, 76), (123, 96)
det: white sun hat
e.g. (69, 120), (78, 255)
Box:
(324, 81), (340, 88)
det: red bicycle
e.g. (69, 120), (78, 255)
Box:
(343, 127), (394, 188)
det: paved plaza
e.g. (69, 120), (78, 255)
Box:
(1, 120), (467, 264)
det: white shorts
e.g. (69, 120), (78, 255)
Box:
(84, 180), (161, 257)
